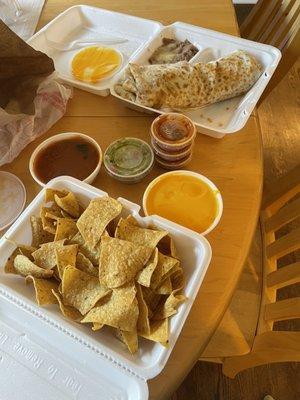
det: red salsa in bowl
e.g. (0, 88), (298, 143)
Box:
(30, 133), (102, 186)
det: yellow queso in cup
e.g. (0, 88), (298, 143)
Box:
(143, 171), (223, 235)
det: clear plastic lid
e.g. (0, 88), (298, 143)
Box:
(0, 171), (26, 231)
(104, 138), (154, 182)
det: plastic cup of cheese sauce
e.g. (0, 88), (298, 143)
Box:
(143, 170), (223, 235)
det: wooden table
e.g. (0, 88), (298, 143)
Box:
(1, 1), (263, 398)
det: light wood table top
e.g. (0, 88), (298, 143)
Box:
(1, 1), (263, 398)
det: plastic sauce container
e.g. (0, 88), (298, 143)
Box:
(151, 138), (193, 161)
(143, 170), (223, 235)
(104, 137), (154, 183)
(151, 113), (196, 152)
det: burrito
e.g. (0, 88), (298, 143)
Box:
(114, 50), (262, 109)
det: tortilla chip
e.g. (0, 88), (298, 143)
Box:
(4, 248), (21, 274)
(55, 244), (78, 279)
(54, 218), (78, 241)
(92, 323), (104, 331)
(30, 216), (54, 247)
(45, 211), (61, 221)
(140, 318), (169, 347)
(150, 252), (179, 289)
(18, 244), (37, 259)
(55, 192), (80, 218)
(136, 283), (150, 335)
(62, 267), (111, 315)
(40, 207), (57, 234)
(77, 197), (122, 248)
(136, 248), (158, 287)
(32, 239), (65, 269)
(13, 255), (53, 278)
(155, 276), (172, 295)
(126, 215), (139, 225)
(61, 210), (74, 219)
(99, 236), (152, 288)
(70, 231), (101, 265)
(76, 252), (98, 277)
(26, 275), (58, 306)
(170, 267), (185, 293)
(45, 188), (68, 203)
(141, 286), (162, 313)
(117, 330), (138, 354)
(153, 292), (186, 320)
(157, 234), (179, 259)
(51, 289), (82, 321)
(81, 283), (138, 331)
(44, 204), (62, 221)
(115, 217), (167, 250)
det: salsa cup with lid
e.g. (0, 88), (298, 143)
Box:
(151, 113), (196, 152)
(29, 132), (102, 187)
(104, 137), (154, 183)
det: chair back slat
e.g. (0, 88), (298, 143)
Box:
(264, 298), (300, 321)
(265, 196), (300, 233)
(263, 165), (300, 214)
(259, 0), (298, 45)
(266, 261), (300, 289)
(269, 1), (300, 48)
(266, 228), (300, 259)
(280, 16), (300, 49)
(241, 0), (282, 40)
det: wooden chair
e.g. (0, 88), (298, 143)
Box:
(200, 165), (300, 373)
(240, 0), (300, 101)
(218, 165), (300, 377)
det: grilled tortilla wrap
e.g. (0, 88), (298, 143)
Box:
(114, 50), (262, 109)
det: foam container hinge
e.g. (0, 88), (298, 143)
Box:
(0, 176), (212, 399)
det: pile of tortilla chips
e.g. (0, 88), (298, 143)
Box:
(4, 188), (186, 354)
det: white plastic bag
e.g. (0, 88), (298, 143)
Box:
(0, 75), (72, 166)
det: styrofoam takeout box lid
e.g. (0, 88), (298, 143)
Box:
(110, 21), (282, 138)
(0, 176), (212, 399)
(27, 5), (162, 96)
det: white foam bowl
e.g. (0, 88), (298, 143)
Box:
(143, 170), (223, 235)
(29, 132), (103, 187)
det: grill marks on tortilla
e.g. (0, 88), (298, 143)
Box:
(114, 50), (262, 109)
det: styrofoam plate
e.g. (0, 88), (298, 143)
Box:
(0, 176), (211, 398)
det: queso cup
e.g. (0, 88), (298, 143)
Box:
(143, 170), (223, 236)
(29, 132), (102, 187)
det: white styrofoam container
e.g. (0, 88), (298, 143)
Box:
(27, 5), (162, 96)
(0, 176), (212, 399)
(27, 5), (281, 138)
(110, 21), (282, 138)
